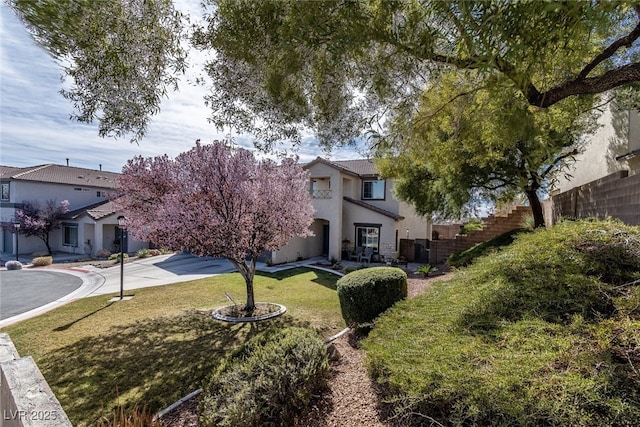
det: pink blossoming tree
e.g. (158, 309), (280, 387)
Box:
(117, 141), (315, 312)
(2, 199), (70, 255)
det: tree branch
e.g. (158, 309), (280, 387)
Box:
(541, 148), (579, 178)
(528, 62), (640, 108)
(414, 85), (487, 126)
(578, 5), (640, 79)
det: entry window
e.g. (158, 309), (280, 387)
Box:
(1, 183), (8, 201)
(356, 226), (380, 252)
(63, 224), (78, 247)
(362, 180), (385, 200)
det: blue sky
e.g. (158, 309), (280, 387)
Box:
(0, 2), (363, 173)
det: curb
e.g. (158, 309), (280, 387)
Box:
(0, 269), (105, 328)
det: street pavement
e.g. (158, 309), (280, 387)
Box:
(0, 270), (83, 320)
(0, 253), (237, 327)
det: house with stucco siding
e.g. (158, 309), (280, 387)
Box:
(0, 163), (147, 258)
(270, 158), (432, 264)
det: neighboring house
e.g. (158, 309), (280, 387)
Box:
(270, 158), (432, 264)
(548, 105), (640, 225)
(0, 164), (147, 257)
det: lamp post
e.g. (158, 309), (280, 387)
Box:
(13, 222), (20, 261)
(117, 215), (126, 300)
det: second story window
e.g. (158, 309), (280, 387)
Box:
(363, 180), (385, 200)
(1, 183), (9, 201)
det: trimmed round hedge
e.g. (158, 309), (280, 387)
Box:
(336, 267), (407, 327)
(199, 327), (329, 427)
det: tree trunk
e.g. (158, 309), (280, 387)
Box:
(244, 256), (257, 313)
(42, 234), (52, 255)
(525, 188), (545, 228)
(229, 257), (257, 314)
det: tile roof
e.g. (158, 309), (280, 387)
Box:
(0, 165), (33, 179)
(0, 164), (119, 189)
(62, 200), (118, 221)
(343, 196), (404, 220)
(332, 159), (379, 176)
(304, 157), (380, 177)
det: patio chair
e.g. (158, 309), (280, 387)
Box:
(349, 246), (364, 261)
(359, 247), (374, 263)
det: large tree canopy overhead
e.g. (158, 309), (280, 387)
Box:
(196, 0), (640, 148)
(10, 0), (187, 142)
(11, 0), (640, 146)
(10, 0), (640, 224)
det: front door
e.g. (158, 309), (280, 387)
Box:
(322, 224), (330, 256)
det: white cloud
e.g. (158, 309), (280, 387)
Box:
(0, 2), (366, 173)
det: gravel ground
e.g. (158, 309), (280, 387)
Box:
(158, 272), (453, 427)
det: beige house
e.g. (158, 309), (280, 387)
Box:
(548, 105), (640, 225)
(271, 158), (432, 264)
(0, 164), (147, 257)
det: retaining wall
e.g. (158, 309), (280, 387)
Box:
(0, 333), (71, 427)
(552, 170), (640, 225)
(429, 206), (531, 264)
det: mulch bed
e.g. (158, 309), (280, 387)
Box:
(158, 273), (453, 427)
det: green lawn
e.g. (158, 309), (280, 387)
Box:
(1, 267), (343, 427)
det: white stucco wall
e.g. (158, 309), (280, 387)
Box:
(398, 201), (431, 240)
(10, 181), (111, 210)
(271, 220), (324, 264)
(553, 106), (640, 194)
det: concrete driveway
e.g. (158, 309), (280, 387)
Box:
(84, 252), (237, 296)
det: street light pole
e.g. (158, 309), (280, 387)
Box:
(13, 222), (20, 261)
(117, 215), (126, 300)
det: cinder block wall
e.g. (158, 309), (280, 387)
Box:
(552, 170), (640, 225)
(429, 206), (532, 264)
(0, 333), (71, 427)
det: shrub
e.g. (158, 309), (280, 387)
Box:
(148, 249), (161, 256)
(363, 219), (640, 426)
(136, 248), (150, 258)
(336, 267), (407, 327)
(415, 264), (436, 277)
(96, 249), (111, 258)
(96, 404), (159, 427)
(461, 218), (483, 234)
(199, 327), (329, 427)
(31, 256), (53, 267)
(5, 261), (22, 270)
(108, 253), (129, 261)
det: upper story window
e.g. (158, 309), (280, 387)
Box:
(1, 183), (9, 201)
(362, 180), (385, 200)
